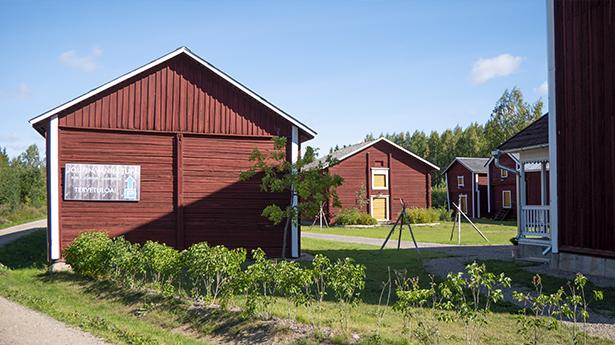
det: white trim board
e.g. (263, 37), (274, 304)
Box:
(47, 116), (60, 261)
(29, 47), (316, 138)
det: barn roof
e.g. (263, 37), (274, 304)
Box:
(443, 157), (489, 174)
(305, 137), (439, 171)
(29, 47), (317, 138)
(497, 114), (549, 152)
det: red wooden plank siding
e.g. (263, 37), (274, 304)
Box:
(58, 129), (176, 252)
(57, 55), (289, 138)
(328, 141), (432, 222)
(555, 0), (615, 257)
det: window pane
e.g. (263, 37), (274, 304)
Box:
(374, 174), (387, 188)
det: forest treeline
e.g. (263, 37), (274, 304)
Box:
(0, 144), (46, 226)
(362, 87), (544, 186)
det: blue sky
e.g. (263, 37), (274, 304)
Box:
(0, 1), (547, 158)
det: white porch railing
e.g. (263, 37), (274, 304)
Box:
(521, 205), (550, 239)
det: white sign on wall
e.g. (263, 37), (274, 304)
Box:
(64, 163), (141, 201)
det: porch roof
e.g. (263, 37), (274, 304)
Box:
(498, 114), (549, 152)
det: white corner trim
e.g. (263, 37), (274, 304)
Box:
(29, 47), (316, 138)
(487, 165), (491, 213)
(547, 0), (558, 254)
(48, 116), (60, 260)
(290, 125), (299, 258)
(445, 174), (451, 211)
(471, 173), (476, 218)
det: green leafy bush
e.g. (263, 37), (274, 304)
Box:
(106, 236), (144, 288)
(183, 243), (246, 304)
(329, 257), (366, 334)
(406, 208), (439, 224)
(335, 208), (377, 225)
(141, 241), (181, 293)
(64, 232), (113, 278)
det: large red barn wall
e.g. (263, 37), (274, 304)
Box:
(555, 0), (615, 257)
(328, 141), (432, 221)
(54, 52), (300, 256)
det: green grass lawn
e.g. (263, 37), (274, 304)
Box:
(0, 205), (46, 230)
(0, 230), (611, 345)
(304, 219), (517, 246)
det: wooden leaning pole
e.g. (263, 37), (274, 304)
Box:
(380, 199), (419, 252)
(449, 196), (489, 245)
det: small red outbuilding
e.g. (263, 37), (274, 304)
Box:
(443, 157), (489, 218)
(29, 47), (316, 261)
(309, 138), (439, 223)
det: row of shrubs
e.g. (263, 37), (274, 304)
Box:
(334, 207), (450, 226)
(63, 232), (604, 343)
(64, 232), (366, 328)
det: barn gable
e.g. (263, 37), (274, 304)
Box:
(30, 47), (315, 141)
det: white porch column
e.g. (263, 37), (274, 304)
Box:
(290, 125), (299, 258)
(540, 162), (548, 206)
(519, 163), (527, 237)
(47, 116), (60, 261)
(547, 0), (558, 254)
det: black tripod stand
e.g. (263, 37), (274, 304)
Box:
(380, 199), (419, 251)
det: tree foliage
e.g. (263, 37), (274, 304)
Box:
(367, 87), (543, 185)
(240, 136), (343, 256)
(0, 144), (46, 223)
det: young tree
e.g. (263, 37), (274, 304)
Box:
(240, 136), (343, 258)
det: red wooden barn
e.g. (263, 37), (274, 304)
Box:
(485, 152), (548, 220)
(443, 157), (489, 218)
(29, 47), (317, 262)
(308, 138), (439, 223)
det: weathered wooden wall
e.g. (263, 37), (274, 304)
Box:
(327, 141), (433, 221)
(555, 0), (615, 257)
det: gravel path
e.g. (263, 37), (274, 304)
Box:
(0, 297), (112, 345)
(0, 219), (47, 247)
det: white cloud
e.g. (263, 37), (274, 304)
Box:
(535, 80), (548, 96)
(59, 47), (103, 72)
(471, 54), (524, 84)
(0, 83), (31, 100)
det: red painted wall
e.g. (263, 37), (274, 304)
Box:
(327, 141), (433, 222)
(554, 0), (615, 257)
(48, 52), (305, 257)
(488, 155), (517, 217)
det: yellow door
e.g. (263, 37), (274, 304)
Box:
(372, 197), (387, 220)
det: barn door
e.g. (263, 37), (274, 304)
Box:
(371, 197), (388, 221)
